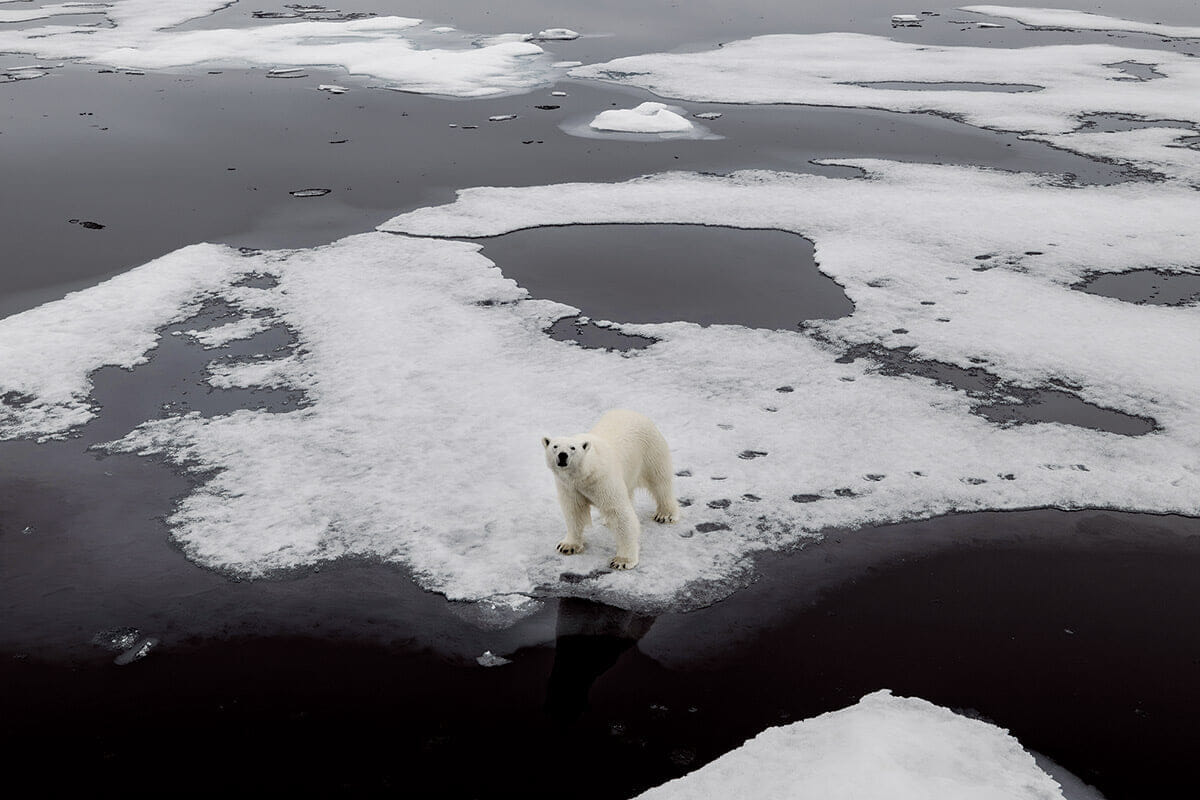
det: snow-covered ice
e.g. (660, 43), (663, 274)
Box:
(2, 159), (1198, 615)
(589, 102), (695, 134)
(527, 28), (580, 41)
(0, 1), (107, 23)
(0, 0), (566, 97)
(571, 33), (1200, 184)
(176, 317), (269, 349)
(962, 6), (1200, 39)
(637, 691), (1072, 799)
(476, 650), (512, 667)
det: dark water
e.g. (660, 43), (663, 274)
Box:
(3, 3), (1200, 797)
(3, 508), (1198, 798)
(478, 224), (851, 329)
(1075, 269), (1200, 306)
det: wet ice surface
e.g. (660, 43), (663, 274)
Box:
(475, 224), (851, 330)
(1074, 269), (1200, 306)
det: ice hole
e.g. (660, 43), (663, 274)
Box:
(1073, 269), (1200, 306)
(476, 224), (853, 330)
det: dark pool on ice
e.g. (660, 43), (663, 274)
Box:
(478, 224), (852, 329)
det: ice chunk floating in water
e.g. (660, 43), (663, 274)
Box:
(589, 102), (695, 134)
(636, 691), (1073, 799)
(2, 160), (1198, 618)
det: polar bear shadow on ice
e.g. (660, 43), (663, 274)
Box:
(542, 409), (682, 571)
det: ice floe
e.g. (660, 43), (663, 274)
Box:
(0, 1), (107, 23)
(570, 33), (1200, 185)
(527, 28), (580, 42)
(0, 0), (565, 97)
(589, 102), (694, 134)
(637, 691), (1072, 799)
(962, 6), (1200, 39)
(2, 160), (1198, 615)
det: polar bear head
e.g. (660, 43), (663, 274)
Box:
(542, 435), (591, 475)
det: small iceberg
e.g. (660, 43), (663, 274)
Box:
(891, 14), (923, 27)
(528, 28), (580, 41)
(590, 102), (694, 134)
(476, 650), (512, 667)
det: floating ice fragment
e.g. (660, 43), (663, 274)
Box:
(430, 26), (455, 33)
(489, 114), (518, 121)
(21, 525), (34, 536)
(693, 111), (722, 120)
(114, 637), (159, 666)
(92, 627), (141, 652)
(551, 90), (567, 96)
(589, 102), (694, 134)
(976, 22), (1004, 29)
(528, 28), (580, 41)
(269, 67), (306, 75)
(891, 14), (923, 27)
(551, 61), (582, 68)
(289, 188), (331, 198)
(636, 691), (1069, 799)
(318, 84), (349, 94)
(476, 650), (512, 667)
(960, 6), (1200, 39)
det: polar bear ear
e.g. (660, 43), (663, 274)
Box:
(581, 441), (589, 450)
(542, 436), (551, 448)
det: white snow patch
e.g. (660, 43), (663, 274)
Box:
(527, 28), (580, 41)
(0, 1), (565, 97)
(0, 2), (108, 23)
(637, 691), (1071, 800)
(3, 162), (1198, 614)
(177, 316), (268, 348)
(962, 6), (1200, 39)
(570, 33), (1200, 185)
(317, 84), (349, 94)
(589, 102), (695, 134)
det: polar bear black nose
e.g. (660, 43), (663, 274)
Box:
(557, 452), (569, 466)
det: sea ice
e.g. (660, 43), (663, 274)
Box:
(589, 102), (694, 134)
(476, 650), (512, 667)
(527, 28), (580, 41)
(962, 6), (1200, 39)
(0, 1), (108, 24)
(317, 84), (348, 94)
(891, 14), (922, 27)
(570, 33), (1200, 184)
(3, 158), (1197, 615)
(177, 317), (268, 349)
(637, 691), (1070, 799)
(0, 1), (565, 97)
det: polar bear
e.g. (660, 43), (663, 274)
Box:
(542, 409), (681, 570)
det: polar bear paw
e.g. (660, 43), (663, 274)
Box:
(609, 556), (638, 570)
(654, 509), (679, 524)
(557, 540), (585, 555)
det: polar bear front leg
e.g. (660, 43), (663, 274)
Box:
(607, 502), (641, 570)
(555, 482), (590, 555)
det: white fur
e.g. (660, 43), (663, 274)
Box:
(542, 409), (681, 570)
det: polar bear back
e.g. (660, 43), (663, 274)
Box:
(589, 409), (674, 491)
